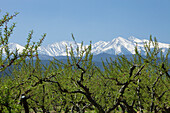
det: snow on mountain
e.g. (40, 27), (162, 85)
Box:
(38, 41), (76, 56)
(38, 41), (88, 56)
(8, 43), (25, 52)
(128, 36), (143, 43)
(3, 37), (170, 57)
(91, 41), (109, 54)
(1, 43), (25, 55)
(99, 37), (136, 55)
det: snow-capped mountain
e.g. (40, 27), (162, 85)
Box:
(91, 37), (136, 55)
(3, 37), (170, 57)
(1, 43), (25, 55)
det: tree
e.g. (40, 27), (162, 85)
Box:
(47, 35), (170, 112)
(0, 11), (46, 112)
(0, 11), (169, 113)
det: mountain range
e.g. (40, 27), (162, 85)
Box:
(4, 36), (170, 58)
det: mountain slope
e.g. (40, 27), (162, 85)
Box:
(4, 36), (170, 57)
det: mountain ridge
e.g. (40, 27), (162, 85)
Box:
(3, 36), (170, 57)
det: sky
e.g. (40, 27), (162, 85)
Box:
(0, 0), (170, 46)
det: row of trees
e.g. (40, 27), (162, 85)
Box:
(0, 12), (169, 113)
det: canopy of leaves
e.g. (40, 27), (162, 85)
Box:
(0, 12), (169, 113)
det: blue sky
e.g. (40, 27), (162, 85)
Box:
(1, 0), (170, 45)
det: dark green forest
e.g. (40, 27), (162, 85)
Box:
(0, 12), (169, 113)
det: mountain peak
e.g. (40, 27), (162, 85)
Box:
(5, 37), (170, 57)
(112, 37), (125, 42)
(128, 36), (143, 43)
(117, 36), (125, 40)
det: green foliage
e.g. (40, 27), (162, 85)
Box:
(0, 12), (46, 72)
(0, 11), (46, 112)
(0, 12), (169, 113)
